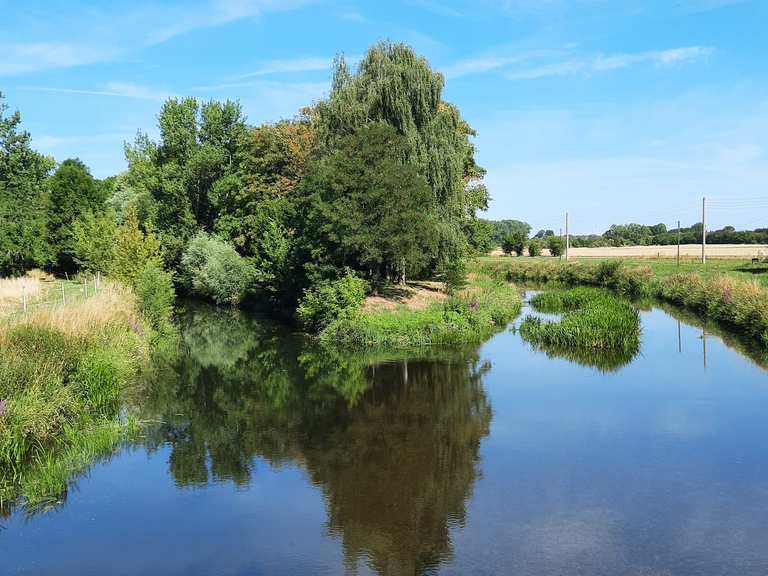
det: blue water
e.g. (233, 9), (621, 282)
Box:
(2, 301), (768, 575)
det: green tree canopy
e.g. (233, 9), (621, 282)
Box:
(315, 42), (486, 270)
(0, 93), (55, 275)
(298, 123), (438, 283)
(46, 158), (107, 270)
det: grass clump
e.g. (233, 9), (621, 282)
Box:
(520, 288), (641, 353)
(321, 279), (521, 348)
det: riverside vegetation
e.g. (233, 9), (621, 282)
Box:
(482, 258), (768, 348)
(519, 288), (641, 371)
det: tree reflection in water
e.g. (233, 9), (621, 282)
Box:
(139, 303), (492, 574)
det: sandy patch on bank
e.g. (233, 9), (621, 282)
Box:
(363, 281), (447, 312)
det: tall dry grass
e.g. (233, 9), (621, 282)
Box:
(0, 271), (51, 316)
(3, 281), (141, 338)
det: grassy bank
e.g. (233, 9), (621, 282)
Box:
(0, 282), (159, 510)
(320, 278), (522, 348)
(479, 257), (768, 347)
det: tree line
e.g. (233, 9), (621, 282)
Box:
(0, 42), (492, 321)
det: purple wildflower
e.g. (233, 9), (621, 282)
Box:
(0, 399), (6, 418)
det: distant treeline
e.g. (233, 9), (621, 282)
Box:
(484, 220), (768, 248)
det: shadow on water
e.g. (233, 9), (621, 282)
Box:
(136, 303), (492, 574)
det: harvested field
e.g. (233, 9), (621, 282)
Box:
(490, 244), (768, 259)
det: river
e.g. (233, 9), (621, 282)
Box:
(3, 295), (768, 575)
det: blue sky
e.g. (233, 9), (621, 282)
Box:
(1, 0), (766, 233)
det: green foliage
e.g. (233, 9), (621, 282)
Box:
(316, 42), (486, 269)
(298, 123), (438, 283)
(501, 231), (526, 256)
(69, 210), (117, 273)
(109, 207), (162, 285)
(489, 220), (531, 246)
(321, 279), (520, 347)
(296, 271), (367, 333)
(180, 232), (254, 305)
(123, 98), (248, 267)
(135, 261), (175, 336)
(464, 218), (495, 255)
(494, 258), (653, 297)
(0, 93), (55, 275)
(520, 288), (641, 353)
(443, 259), (469, 294)
(546, 236), (565, 257)
(46, 158), (107, 270)
(527, 238), (542, 257)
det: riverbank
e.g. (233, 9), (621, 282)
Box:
(0, 280), (161, 510)
(320, 273), (522, 348)
(479, 257), (768, 347)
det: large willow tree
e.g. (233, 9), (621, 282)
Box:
(315, 42), (488, 269)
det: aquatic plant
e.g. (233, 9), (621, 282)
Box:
(519, 288), (641, 353)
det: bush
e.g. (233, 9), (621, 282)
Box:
(527, 239), (542, 257)
(443, 259), (468, 294)
(296, 272), (367, 333)
(181, 232), (254, 305)
(109, 207), (162, 285)
(547, 236), (565, 257)
(135, 261), (175, 336)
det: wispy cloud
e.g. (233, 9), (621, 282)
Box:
(442, 50), (562, 79)
(0, 42), (116, 76)
(19, 82), (173, 101)
(505, 47), (714, 80)
(0, 0), (318, 76)
(235, 57), (334, 79)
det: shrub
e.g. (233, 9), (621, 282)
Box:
(527, 239), (542, 257)
(181, 232), (254, 305)
(297, 271), (367, 333)
(443, 259), (468, 294)
(547, 236), (564, 257)
(109, 207), (162, 285)
(135, 261), (175, 336)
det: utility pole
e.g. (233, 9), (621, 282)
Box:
(565, 212), (570, 262)
(701, 197), (707, 265)
(677, 220), (681, 266)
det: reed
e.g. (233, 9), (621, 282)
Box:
(520, 288), (641, 352)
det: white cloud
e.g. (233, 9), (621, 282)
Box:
(504, 46), (714, 80)
(0, 0), (318, 76)
(0, 42), (116, 76)
(235, 57), (334, 79)
(19, 82), (173, 101)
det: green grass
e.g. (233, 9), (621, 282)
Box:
(321, 279), (521, 348)
(520, 288), (641, 353)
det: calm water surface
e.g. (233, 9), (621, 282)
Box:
(3, 296), (768, 575)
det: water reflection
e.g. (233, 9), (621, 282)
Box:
(139, 304), (491, 573)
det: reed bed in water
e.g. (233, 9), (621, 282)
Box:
(519, 288), (641, 352)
